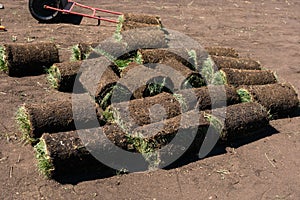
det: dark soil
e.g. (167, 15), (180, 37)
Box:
(0, 0), (299, 199)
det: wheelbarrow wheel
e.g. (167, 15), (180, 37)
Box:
(29, 0), (68, 23)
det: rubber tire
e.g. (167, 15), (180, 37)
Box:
(29, 0), (68, 23)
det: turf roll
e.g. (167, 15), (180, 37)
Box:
(137, 49), (206, 89)
(34, 129), (110, 178)
(205, 47), (239, 58)
(237, 83), (299, 117)
(211, 56), (261, 70)
(176, 85), (241, 111)
(108, 92), (182, 131)
(47, 61), (82, 92)
(120, 13), (162, 31)
(207, 102), (269, 141)
(108, 85), (240, 132)
(121, 21), (162, 31)
(34, 125), (149, 178)
(121, 27), (168, 52)
(220, 68), (277, 86)
(119, 63), (174, 99)
(95, 27), (168, 60)
(133, 110), (209, 150)
(0, 43), (59, 77)
(16, 98), (102, 144)
(123, 13), (162, 25)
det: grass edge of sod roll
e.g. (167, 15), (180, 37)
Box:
(237, 88), (253, 103)
(71, 44), (81, 61)
(15, 105), (37, 144)
(126, 133), (160, 170)
(204, 113), (225, 138)
(34, 138), (54, 178)
(0, 45), (8, 72)
(47, 64), (61, 89)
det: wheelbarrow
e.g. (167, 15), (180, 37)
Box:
(28, 0), (123, 25)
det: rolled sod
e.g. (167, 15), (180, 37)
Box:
(237, 83), (299, 117)
(34, 111), (209, 177)
(137, 49), (206, 88)
(123, 13), (162, 25)
(108, 85), (240, 131)
(71, 43), (99, 61)
(121, 21), (162, 31)
(207, 102), (270, 141)
(118, 63), (174, 99)
(220, 68), (277, 86)
(121, 13), (162, 31)
(94, 27), (168, 60)
(108, 92), (181, 131)
(138, 48), (211, 72)
(34, 129), (109, 178)
(0, 43), (59, 77)
(16, 98), (102, 144)
(132, 110), (209, 150)
(211, 55), (261, 70)
(47, 61), (82, 92)
(34, 125), (150, 178)
(176, 85), (241, 111)
(205, 47), (239, 58)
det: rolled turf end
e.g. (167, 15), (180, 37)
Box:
(212, 70), (227, 85)
(34, 139), (54, 178)
(204, 113), (225, 139)
(70, 44), (81, 61)
(15, 106), (37, 144)
(126, 133), (160, 170)
(0, 45), (8, 72)
(201, 56), (227, 85)
(47, 65), (60, 89)
(237, 88), (252, 103)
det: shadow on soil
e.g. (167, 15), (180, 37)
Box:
(53, 166), (118, 185)
(164, 125), (279, 170)
(54, 124), (281, 185)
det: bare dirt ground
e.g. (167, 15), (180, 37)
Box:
(0, 0), (299, 199)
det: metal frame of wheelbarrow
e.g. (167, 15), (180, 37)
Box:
(29, 0), (123, 25)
